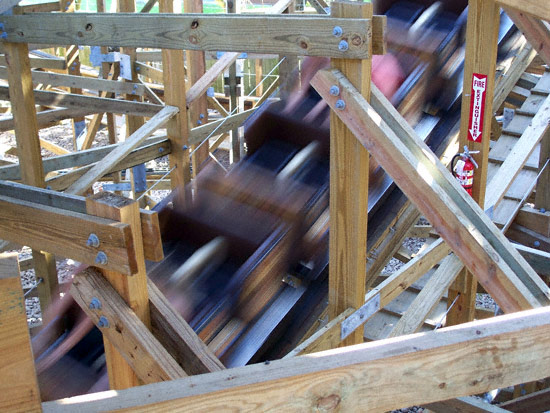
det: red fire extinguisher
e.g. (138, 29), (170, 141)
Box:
(451, 146), (479, 196)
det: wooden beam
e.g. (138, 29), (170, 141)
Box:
(426, 396), (511, 412)
(504, 10), (550, 67)
(42, 307), (550, 412)
(328, 0), (372, 347)
(515, 205), (550, 237)
(499, 387), (550, 412)
(0, 253), (41, 413)
(160, 0), (190, 198)
(0, 194), (137, 274)
(66, 106), (177, 195)
(0, 14), (373, 58)
(85, 192), (151, 389)
(0, 54), (67, 70)
(535, 127), (550, 210)
(4, 41), (58, 310)
(0, 66), (146, 96)
(189, 108), (255, 146)
(312, 70), (550, 312)
(71, 268), (186, 382)
(148, 280), (224, 375)
(0, 107), (95, 133)
(496, 0), (550, 24)
(0, 86), (162, 117)
(14, 1), (60, 13)
(484, 94), (550, 211)
(0, 0), (22, 14)
(387, 254), (462, 338)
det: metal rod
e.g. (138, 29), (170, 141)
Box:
(434, 293), (460, 330)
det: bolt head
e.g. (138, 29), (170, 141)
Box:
(335, 99), (346, 110)
(329, 85), (340, 96)
(533, 241), (541, 248)
(158, 147), (164, 153)
(86, 233), (100, 248)
(0, 32), (7, 40)
(199, 113), (205, 119)
(332, 26), (343, 37)
(89, 297), (101, 310)
(94, 251), (108, 265)
(197, 120), (202, 125)
(541, 208), (547, 213)
(182, 145), (189, 150)
(338, 40), (349, 52)
(97, 316), (109, 328)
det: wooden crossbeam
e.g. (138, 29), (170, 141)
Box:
(71, 268), (187, 383)
(312, 69), (550, 312)
(426, 396), (511, 412)
(496, 0), (550, 24)
(484, 93), (550, 211)
(504, 10), (550, 68)
(0, 66), (146, 96)
(43, 307), (550, 412)
(0, 107), (95, 133)
(189, 108), (255, 146)
(0, 194), (137, 274)
(66, 105), (178, 195)
(0, 14), (372, 58)
(0, 253), (41, 413)
(0, 86), (162, 117)
(0, 54), (67, 70)
(148, 280), (224, 375)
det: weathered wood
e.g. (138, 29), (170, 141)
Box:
(14, 0), (59, 13)
(86, 192), (151, 389)
(189, 108), (255, 146)
(312, 70), (550, 312)
(496, 0), (550, 24)
(0, 194), (137, 274)
(43, 307), (550, 412)
(0, 54), (66, 70)
(499, 387), (550, 412)
(0, 13), (373, 58)
(484, 93), (550, 211)
(515, 205), (550, 237)
(148, 280), (224, 375)
(71, 268), (186, 383)
(514, 242), (550, 277)
(535, 127), (550, 210)
(328, 0), (372, 347)
(388, 254), (462, 338)
(0, 85), (162, 117)
(0, 107), (95, 133)
(0, 253), (41, 413)
(505, 10), (550, 67)
(426, 396), (511, 413)
(66, 106), (178, 195)
(160, 0), (190, 198)
(283, 308), (354, 358)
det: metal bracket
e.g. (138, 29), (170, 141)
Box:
(340, 292), (380, 341)
(90, 46), (132, 80)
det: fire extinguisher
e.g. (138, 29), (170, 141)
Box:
(451, 146), (479, 196)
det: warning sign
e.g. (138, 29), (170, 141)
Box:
(468, 73), (488, 142)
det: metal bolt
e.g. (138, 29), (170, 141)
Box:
(86, 233), (100, 248)
(46, 185), (52, 190)
(95, 251), (108, 265)
(182, 145), (189, 150)
(197, 120), (202, 125)
(332, 26), (343, 37)
(335, 99), (346, 110)
(329, 85), (340, 96)
(541, 208), (547, 213)
(158, 147), (164, 153)
(0, 32), (7, 40)
(89, 297), (101, 310)
(135, 66), (140, 72)
(199, 113), (205, 119)
(97, 316), (109, 328)
(338, 40), (349, 52)
(0, 24), (4, 31)
(534, 241), (541, 248)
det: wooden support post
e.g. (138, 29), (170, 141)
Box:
(86, 192), (150, 389)
(185, 0), (209, 175)
(255, 59), (263, 97)
(4, 41), (58, 312)
(227, 0), (241, 164)
(160, 0), (191, 203)
(448, 0), (500, 326)
(279, 0), (298, 97)
(328, 0), (372, 347)
(535, 128), (550, 211)
(0, 253), (41, 412)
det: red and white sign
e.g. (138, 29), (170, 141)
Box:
(468, 73), (488, 142)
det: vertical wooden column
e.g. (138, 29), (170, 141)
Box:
(279, 1), (298, 97)
(227, 0), (241, 163)
(328, 0), (372, 347)
(255, 59), (263, 97)
(447, 0), (500, 325)
(0, 253), (41, 412)
(160, 0), (191, 207)
(535, 128), (550, 210)
(4, 41), (58, 312)
(86, 192), (150, 390)
(185, 0), (209, 175)
(118, 0), (147, 202)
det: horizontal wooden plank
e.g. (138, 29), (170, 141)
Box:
(0, 136), (168, 180)
(0, 86), (162, 117)
(0, 54), (67, 70)
(0, 194), (137, 275)
(0, 66), (146, 96)
(70, 268), (186, 383)
(515, 205), (550, 237)
(0, 13), (372, 58)
(0, 107), (96, 133)
(42, 306), (550, 412)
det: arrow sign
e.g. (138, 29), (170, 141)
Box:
(468, 73), (488, 142)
